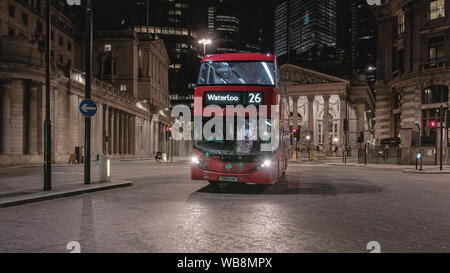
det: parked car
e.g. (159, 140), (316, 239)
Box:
(154, 151), (162, 161)
(380, 137), (401, 147)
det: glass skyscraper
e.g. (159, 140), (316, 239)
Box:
(274, 0), (337, 62)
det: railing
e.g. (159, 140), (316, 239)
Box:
(70, 68), (136, 104)
(420, 60), (448, 71)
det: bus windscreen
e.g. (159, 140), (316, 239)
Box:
(197, 61), (275, 86)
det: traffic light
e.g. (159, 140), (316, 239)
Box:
(344, 119), (349, 132)
(168, 126), (173, 140)
(430, 120), (437, 129)
(292, 129), (297, 141)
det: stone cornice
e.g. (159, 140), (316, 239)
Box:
(285, 82), (348, 97)
(388, 69), (450, 88)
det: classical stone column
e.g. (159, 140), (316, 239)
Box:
(10, 80), (26, 155)
(323, 95), (331, 153)
(114, 109), (120, 154)
(119, 111), (124, 155)
(339, 95), (347, 153)
(149, 119), (155, 155)
(103, 105), (108, 155)
(307, 95), (315, 145)
(154, 121), (159, 152)
(108, 107), (114, 155)
(37, 84), (44, 155)
(124, 113), (129, 155)
(1, 82), (12, 154)
(27, 85), (38, 155)
(292, 96), (299, 130)
(129, 115), (135, 155)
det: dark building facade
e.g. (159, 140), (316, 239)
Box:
(274, 0), (337, 64)
(373, 0), (450, 155)
(207, 0), (240, 54)
(0, 0), (172, 166)
(336, 0), (377, 85)
(131, 0), (202, 109)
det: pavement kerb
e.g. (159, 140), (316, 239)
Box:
(0, 180), (132, 208)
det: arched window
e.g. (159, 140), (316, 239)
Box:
(422, 85), (448, 104)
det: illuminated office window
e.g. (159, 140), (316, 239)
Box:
(430, 0), (445, 20)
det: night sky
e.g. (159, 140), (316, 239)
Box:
(88, 0), (274, 51)
(230, 0), (275, 52)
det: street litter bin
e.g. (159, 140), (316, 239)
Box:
(98, 155), (111, 183)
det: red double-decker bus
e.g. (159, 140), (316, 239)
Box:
(191, 53), (290, 185)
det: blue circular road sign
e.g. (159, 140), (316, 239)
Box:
(79, 99), (97, 118)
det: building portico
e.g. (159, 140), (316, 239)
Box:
(281, 64), (375, 158)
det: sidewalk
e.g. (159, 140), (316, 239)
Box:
(289, 158), (450, 173)
(0, 157), (193, 207)
(118, 156), (190, 163)
(0, 180), (132, 208)
(0, 161), (133, 208)
(326, 162), (450, 173)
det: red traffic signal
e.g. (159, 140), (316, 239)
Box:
(292, 129), (297, 134)
(168, 126), (173, 132)
(430, 121), (437, 128)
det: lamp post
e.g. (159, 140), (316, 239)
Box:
(306, 134), (311, 161)
(440, 105), (444, 171)
(66, 0), (92, 185)
(44, 0), (52, 191)
(84, 0), (93, 185)
(199, 39), (212, 56)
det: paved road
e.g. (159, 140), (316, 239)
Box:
(0, 160), (449, 253)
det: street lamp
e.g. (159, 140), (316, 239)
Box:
(43, 0), (53, 191)
(199, 39), (212, 56)
(66, 0), (93, 185)
(306, 135), (312, 160)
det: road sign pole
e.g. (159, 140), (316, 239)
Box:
(84, 0), (93, 185)
(44, 0), (52, 191)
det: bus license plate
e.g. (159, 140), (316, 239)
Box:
(219, 177), (238, 182)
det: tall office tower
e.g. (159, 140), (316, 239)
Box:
(208, 0), (240, 54)
(336, 0), (377, 84)
(131, 0), (202, 109)
(274, 0), (337, 64)
(208, 6), (216, 37)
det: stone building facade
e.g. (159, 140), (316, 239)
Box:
(373, 0), (450, 148)
(0, 0), (171, 166)
(281, 64), (375, 158)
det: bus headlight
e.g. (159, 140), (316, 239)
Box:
(192, 156), (200, 164)
(261, 160), (272, 168)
